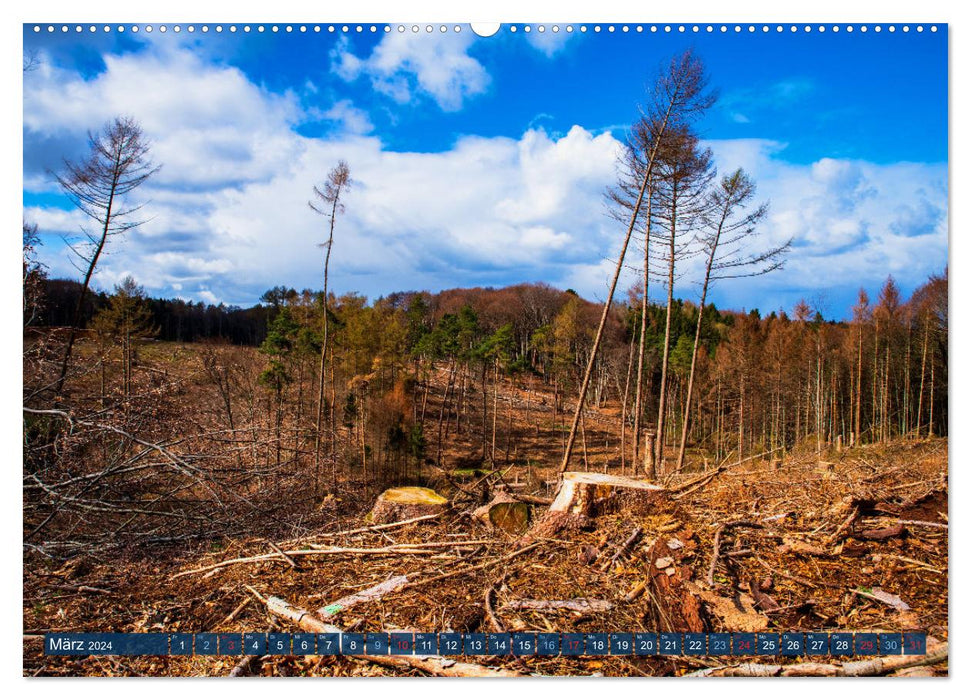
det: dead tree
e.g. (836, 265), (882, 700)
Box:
(52, 117), (159, 395)
(674, 169), (788, 471)
(309, 160), (351, 495)
(558, 50), (714, 475)
(652, 129), (713, 474)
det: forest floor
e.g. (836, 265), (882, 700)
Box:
(23, 340), (949, 677)
(23, 435), (948, 677)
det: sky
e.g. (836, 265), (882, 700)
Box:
(22, 23), (948, 319)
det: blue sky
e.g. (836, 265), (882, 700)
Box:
(23, 23), (948, 318)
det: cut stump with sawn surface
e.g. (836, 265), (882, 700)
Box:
(523, 472), (667, 541)
(368, 487), (448, 524)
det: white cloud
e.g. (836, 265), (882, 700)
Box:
(332, 32), (490, 111)
(24, 45), (302, 191)
(320, 99), (374, 135)
(524, 28), (575, 58)
(23, 48), (947, 314)
(704, 139), (947, 296)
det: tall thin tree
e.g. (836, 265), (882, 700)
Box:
(309, 160), (351, 494)
(673, 168), (788, 471)
(53, 117), (158, 394)
(652, 128), (714, 473)
(559, 50), (714, 475)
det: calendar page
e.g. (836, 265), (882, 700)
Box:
(21, 10), (949, 681)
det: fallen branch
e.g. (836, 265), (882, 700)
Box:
(854, 523), (906, 541)
(684, 642), (947, 677)
(502, 598), (614, 614)
(318, 575), (409, 619)
(228, 654), (264, 677)
(265, 595), (522, 677)
(172, 541), (491, 579)
(265, 540), (297, 569)
(284, 513), (443, 544)
(707, 520), (762, 586)
(673, 450), (777, 499)
(401, 542), (542, 591)
(603, 527), (642, 571)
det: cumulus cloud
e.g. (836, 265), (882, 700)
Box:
(24, 44), (303, 192)
(704, 139), (947, 302)
(331, 32), (490, 111)
(23, 45), (947, 315)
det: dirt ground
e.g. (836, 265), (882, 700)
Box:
(23, 435), (948, 677)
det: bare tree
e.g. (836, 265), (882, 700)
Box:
(674, 168), (789, 471)
(559, 50), (714, 475)
(23, 221), (47, 328)
(23, 49), (40, 73)
(53, 117), (159, 394)
(309, 160), (351, 494)
(651, 128), (714, 475)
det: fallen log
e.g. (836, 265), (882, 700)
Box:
(318, 575), (409, 619)
(684, 641), (947, 677)
(502, 598), (614, 614)
(265, 595), (522, 677)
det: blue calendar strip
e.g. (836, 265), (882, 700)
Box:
(44, 631), (927, 658)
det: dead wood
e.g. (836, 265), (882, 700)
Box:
(228, 654), (264, 677)
(502, 598), (614, 613)
(288, 513), (442, 543)
(473, 492), (531, 535)
(707, 520), (762, 586)
(854, 523), (906, 541)
(368, 487), (449, 525)
(265, 595), (522, 677)
(602, 526), (643, 571)
(265, 540), (297, 568)
(317, 575), (409, 619)
(171, 541), (489, 579)
(685, 641), (947, 677)
(400, 542), (542, 590)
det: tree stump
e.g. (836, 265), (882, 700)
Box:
(522, 472), (667, 542)
(473, 492), (532, 535)
(368, 487), (448, 524)
(549, 472), (666, 516)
